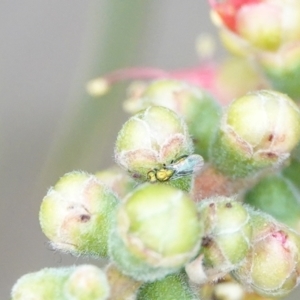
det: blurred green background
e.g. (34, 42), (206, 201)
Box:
(0, 1), (299, 299)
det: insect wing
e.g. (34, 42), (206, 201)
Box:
(167, 154), (203, 179)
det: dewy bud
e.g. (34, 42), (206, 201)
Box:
(124, 79), (221, 159)
(187, 197), (252, 284)
(115, 106), (194, 185)
(210, 90), (300, 178)
(232, 209), (300, 298)
(109, 183), (202, 281)
(39, 171), (119, 257)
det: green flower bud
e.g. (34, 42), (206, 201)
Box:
(124, 79), (221, 159)
(245, 174), (300, 230)
(95, 165), (135, 199)
(39, 171), (119, 257)
(210, 90), (300, 178)
(64, 265), (110, 300)
(11, 268), (69, 300)
(187, 197), (251, 284)
(11, 266), (110, 300)
(136, 273), (198, 300)
(232, 209), (300, 298)
(109, 183), (202, 281)
(115, 106), (196, 190)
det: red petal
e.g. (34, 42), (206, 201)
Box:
(209, 0), (263, 31)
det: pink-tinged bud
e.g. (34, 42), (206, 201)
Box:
(236, 2), (282, 51)
(114, 106), (194, 187)
(109, 183), (202, 281)
(232, 209), (300, 297)
(186, 197), (251, 284)
(209, 0), (263, 33)
(95, 165), (135, 199)
(39, 171), (119, 257)
(210, 90), (300, 178)
(210, 0), (300, 52)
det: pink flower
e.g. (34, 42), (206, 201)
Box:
(209, 0), (263, 32)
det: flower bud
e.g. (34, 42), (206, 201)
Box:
(232, 209), (300, 297)
(123, 79), (221, 159)
(210, 90), (300, 178)
(245, 174), (300, 231)
(210, 0), (300, 52)
(39, 171), (119, 257)
(11, 268), (68, 300)
(11, 266), (110, 300)
(136, 273), (197, 300)
(115, 106), (195, 189)
(109, 183), (202, 281)
(95, 165), (135, 199)
(187, 197), (252, 284)
(64, 265), (110, 300)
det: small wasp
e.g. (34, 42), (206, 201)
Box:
(147, 154), (204, 183)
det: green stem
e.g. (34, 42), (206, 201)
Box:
(41, 0), (150, 183)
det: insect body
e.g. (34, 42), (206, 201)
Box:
(147, 154), (203, 183)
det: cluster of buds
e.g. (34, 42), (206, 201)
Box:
(11, 0), (300, 299)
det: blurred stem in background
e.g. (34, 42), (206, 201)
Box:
(40, 0), (150, 185)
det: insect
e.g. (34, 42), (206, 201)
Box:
(147, 154), (204, 183)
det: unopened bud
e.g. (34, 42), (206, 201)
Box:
(123, 79), (220, 159)
(210, 90), (300, 177)
(39, 171), (119, 257)
(232, 209), (300, 297)
(109, 183), (202, 281)
(64, 265), (110, 300)
(187, 197), (251, 284)
(115, 106), (195, 189)
(11, 265), (110, 300)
